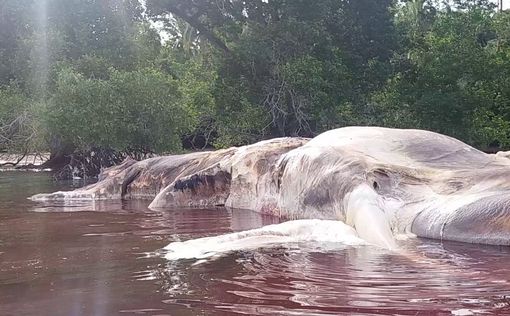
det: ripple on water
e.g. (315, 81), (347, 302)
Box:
(158, 239), (510, 315)
(2, 172), (510, 316)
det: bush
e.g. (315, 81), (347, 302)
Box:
(46, 67), (191, 154)
(0, 85), (45, 154)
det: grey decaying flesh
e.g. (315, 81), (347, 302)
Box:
(30, 127), (510, 247)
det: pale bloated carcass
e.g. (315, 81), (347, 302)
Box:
(31, 127), (510, 248)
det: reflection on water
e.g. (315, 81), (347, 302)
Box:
(0, 171), (510, 315)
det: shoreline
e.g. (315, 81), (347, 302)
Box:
(0, 153), (50, 168)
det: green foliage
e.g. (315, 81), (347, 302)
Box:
(0, 0), (34, 86)
(47, 67), (187, 153)
(0, 85), (45, 153)
(376, 2), (510, 149)
(2, 0), (510, 165)
(150, 0), (397, 143)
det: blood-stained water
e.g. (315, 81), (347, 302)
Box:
(1, 171), (509, 315)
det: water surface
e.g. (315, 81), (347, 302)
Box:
(1, 171), (510, 315)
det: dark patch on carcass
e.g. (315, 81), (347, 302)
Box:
(368, 166), (430, 197)
(370, 168), (392, 195)
(254, 158), (269, 175)
(302, 154), (367, 208)
(275, 157), (289, 191)
(303, 188), (333, 208)
(170, 170), (232, 207)
(121, 167), (142, 198)
(173, 171), (231, 193)
(302, 172), (349, 208)
(174, 174), (202, 192)
(446, 180), (465, 192)
(401, 134), (491, 169)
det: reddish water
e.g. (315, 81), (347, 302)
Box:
(1, 171), (510, 316)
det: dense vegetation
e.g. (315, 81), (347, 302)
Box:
(0, 0), (509, 177)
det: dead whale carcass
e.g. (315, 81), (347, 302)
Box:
(30, 127), (510, 248)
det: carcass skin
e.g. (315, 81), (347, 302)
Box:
(31, 127), (510, 248)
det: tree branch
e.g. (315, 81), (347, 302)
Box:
(167, 3), (231, 55)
